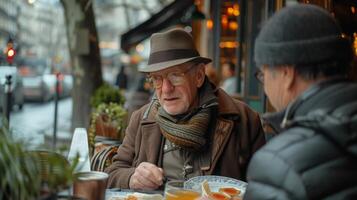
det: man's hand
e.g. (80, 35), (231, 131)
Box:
(129, 162), (164, 190)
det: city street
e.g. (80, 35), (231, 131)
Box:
(9, 98), (72, 148)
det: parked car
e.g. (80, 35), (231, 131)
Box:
(21, 72), (55, 102)
(17, 58), (55, 102)
(61, 74), (73, 98)
(0, 66), (24, 111)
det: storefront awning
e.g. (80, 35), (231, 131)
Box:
(120, 0), (194, 53)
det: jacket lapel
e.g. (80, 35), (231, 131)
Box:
(199, 118), (234, 174)
(140, 121), (163, 165)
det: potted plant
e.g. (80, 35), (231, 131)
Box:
(0, 125), (40, 199)
(91, 102), (127, 140)
(88, 83), (127, 155)
(90, 83), (125, 108)
(0, 125), (79, 200)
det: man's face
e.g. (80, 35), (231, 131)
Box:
(149, 63), (205, 115)
(261, 65), (290, 111)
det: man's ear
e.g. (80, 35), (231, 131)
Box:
(196, 63), (206, 87)
(283, 66), (296, 90)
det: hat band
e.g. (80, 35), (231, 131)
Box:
(148, 49), (200, 65)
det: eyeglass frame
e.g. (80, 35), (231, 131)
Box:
(146, 63), (198, 89)
(254, 69), (264, 84)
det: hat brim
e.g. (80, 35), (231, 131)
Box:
(139, 56), (212, 72)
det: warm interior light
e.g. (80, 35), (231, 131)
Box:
(351, 6), (356, 14)
(99, 41), (118, 49)
(221, 15), (228, 28)
(233, 4), (240, 16)
(219, 41), (238, 48)
(206, 19), (213, 30)
(229, 21), (238, 30)
(227, 7), (234, 16)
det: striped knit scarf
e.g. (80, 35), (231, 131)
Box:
(154, 79), (218, 151)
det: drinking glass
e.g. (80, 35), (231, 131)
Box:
(164, 180), (201, 200)
(73, 171), (108, 200)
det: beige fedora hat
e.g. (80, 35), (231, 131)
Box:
(139, 28), (212, 72)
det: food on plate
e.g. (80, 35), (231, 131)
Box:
(108, 192), (163, 200)
(202, 180), (212, 196)
(201, 180), (242, 200)
(209, 192), (230, 200)
(202, 180), (230, 200)
(218, 187), (241, 197)
(129, 193), (163, 200)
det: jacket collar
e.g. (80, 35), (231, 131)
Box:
(261, 110), (286, 133)
(215, 88), (241, 116)
(262, 78), (346, 132)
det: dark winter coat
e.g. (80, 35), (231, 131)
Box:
(245, 79), (357, 200)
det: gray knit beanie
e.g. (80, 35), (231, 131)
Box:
(254, 4), (352, 67)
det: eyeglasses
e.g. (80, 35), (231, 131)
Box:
(147, 64), (197, 89)
(254, 70), (264, 84)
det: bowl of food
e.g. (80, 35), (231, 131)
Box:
(184, 175), (247, 200)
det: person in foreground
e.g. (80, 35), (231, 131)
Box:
(244, 4), (357, 200)
(105, 28), (265, 190)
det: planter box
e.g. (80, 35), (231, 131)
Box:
(95, 114), (120, 140)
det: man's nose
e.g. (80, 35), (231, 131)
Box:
(161, 78), (174, 93)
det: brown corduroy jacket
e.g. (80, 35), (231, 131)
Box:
(105, 89), (265, 188)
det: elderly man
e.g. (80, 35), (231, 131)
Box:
(245, 4), (357, 199)
(105, 28), (265, 189)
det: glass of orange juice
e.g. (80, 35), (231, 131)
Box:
(164, 180), (201, 200)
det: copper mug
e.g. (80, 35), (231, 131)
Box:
(73, 171), (108, 200)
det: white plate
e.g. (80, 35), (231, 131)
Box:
(107, 191), (163, 200)
(184, 175), (247, 196)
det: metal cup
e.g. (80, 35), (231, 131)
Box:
(73, 171), (108, 200)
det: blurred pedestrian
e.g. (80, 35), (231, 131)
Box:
(245, 4), (357, 199)
(115, 65), (128, 90)
(220, 62), (237, 95)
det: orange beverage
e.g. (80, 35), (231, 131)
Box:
(165, 189), (201, 200)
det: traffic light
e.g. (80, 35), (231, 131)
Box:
(5, 38), (16, 65)
(6, 47), (16, 64)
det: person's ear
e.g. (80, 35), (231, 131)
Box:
(283, 66), (296, 90)
(196, 63), (206, 87)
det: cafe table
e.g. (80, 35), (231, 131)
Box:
(105, 188), (164, 200)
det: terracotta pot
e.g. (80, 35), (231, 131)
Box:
(95, 114), (120, 139)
